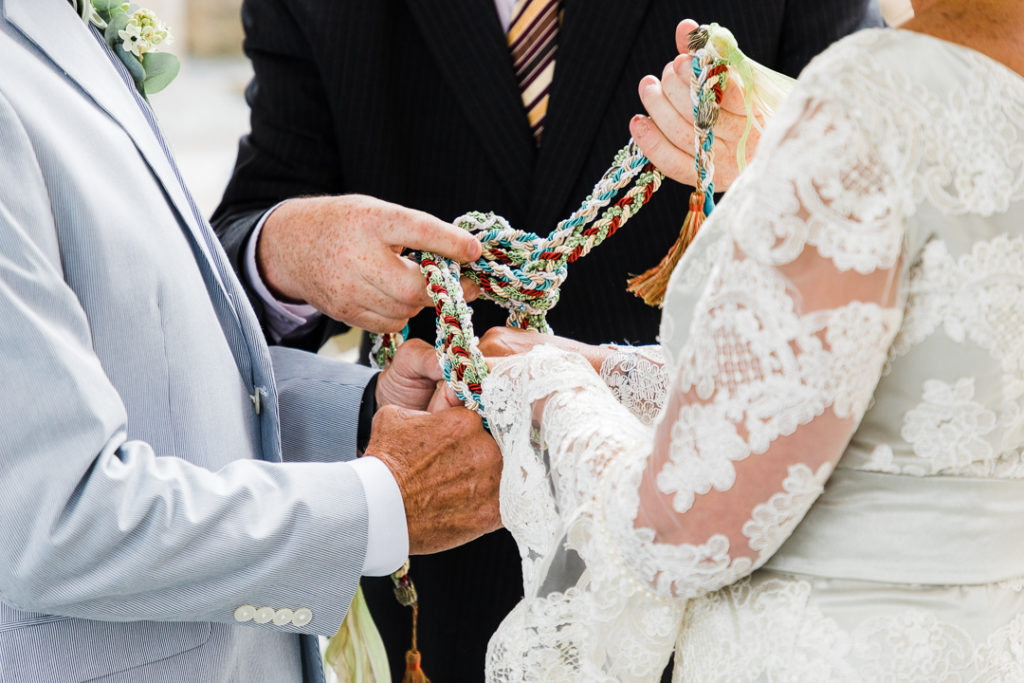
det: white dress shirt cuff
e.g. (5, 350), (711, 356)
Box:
(349, 456), (409, 576)
(244, 203), (322, 343)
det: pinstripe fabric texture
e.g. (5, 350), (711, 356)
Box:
(0, 0), (380, 680)
(507, 0), (561, 142)
(213, 2), (882, 680)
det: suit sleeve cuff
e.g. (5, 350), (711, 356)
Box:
(349, 456), (409, 576)
(244, 202), (322, 342)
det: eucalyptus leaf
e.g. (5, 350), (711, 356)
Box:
(95, 0), (128, 25)
(91, 0), (124, 12)
(103, 11), (129, 48)
(142, 52), (180, 95)
(114, 42), (147, 94)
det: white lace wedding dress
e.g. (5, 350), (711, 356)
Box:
(482, 28), (1024, 682)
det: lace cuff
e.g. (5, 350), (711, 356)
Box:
(599, 345), (669, 424)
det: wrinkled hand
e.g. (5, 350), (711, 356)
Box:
(375, 338), (446, 411)
(478, 326), (611, 373)
(426, 381), (462, 413)
(629, 19), (757, 191)
(257, 194), (481, 333)
(374, 337), (463, 413)
(367, 406), (502, 555)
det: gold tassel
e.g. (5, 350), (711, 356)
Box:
(402, 650), (428, 683)
(627, 189), (706, 307)
(401, 605), (430, 683)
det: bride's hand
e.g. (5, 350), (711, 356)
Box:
(630, 19), (755, 191)
(478, 327), (611, 373)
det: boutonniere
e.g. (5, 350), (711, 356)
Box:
(71, 0), (180, 98)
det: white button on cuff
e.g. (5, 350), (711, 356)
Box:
(292, 607), (313, 628)
(253, 606), (275, 624)
(273, 608), (294, 626)
(233, 605), (256, 623)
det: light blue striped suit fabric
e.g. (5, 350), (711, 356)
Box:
(0, 0), (378, 680)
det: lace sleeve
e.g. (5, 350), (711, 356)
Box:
(483, 81), (910, 681)
(599, 345), (669, 424)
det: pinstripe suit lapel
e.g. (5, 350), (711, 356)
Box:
(529, 0), (652, 232)
(406, 0), (535, 218)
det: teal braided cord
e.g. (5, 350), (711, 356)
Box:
(369, 137), (664, 416)
(419, 251), (489, 421)
(691, 48), (729, 216)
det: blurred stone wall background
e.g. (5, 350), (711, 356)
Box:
(144, 0), (245, 57)
(185, 0), (245, 56)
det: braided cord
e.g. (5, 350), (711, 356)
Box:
(371, 45), (728, 417)
(371, 139), (663, 416)
(690, 34), (730, 215)
(419, 252), (489, 419)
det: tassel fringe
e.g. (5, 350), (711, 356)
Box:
(402, 650), (429, 683)
(627, 190), (706, 307)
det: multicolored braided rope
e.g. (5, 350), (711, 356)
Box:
(626, 24), (730, 305)
(370, 139), (663, 418)
(690, 26), (729, 216)
(359, 145), (662, 682)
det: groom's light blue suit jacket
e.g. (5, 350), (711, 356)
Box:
(0, 1), (380, 680)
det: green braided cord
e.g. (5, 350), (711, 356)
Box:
(691, 39), (730, 215)
(370, 138), (663, 416)
(368, 327), (406, 371)
(457, 143), (663, 334)
(419, 251), (489, 420)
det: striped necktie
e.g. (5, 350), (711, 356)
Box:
(507, 0), (561, 144)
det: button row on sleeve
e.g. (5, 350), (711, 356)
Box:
(234, 604), (312, 628)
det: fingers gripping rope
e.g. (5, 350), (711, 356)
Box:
(625, 24), (731, 305)
(372, 139), (663, 419)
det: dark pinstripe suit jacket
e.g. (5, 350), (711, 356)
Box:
(213, 2), (881, 679)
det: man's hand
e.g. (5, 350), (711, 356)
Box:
(376, 338), (464, 413)
(367, 406), (502, 555)
(478, 327), (611, 373)
(629, 19), (756, 191)
(376, 338), (444, 411)
(256, 194), (482, 333)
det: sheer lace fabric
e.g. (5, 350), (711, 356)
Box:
(484, 29), (1024, 681)
(599, 345), (669, 424)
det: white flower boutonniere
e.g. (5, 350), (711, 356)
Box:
(117, 8), (171, 58)
(70, 0), (180, 97)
